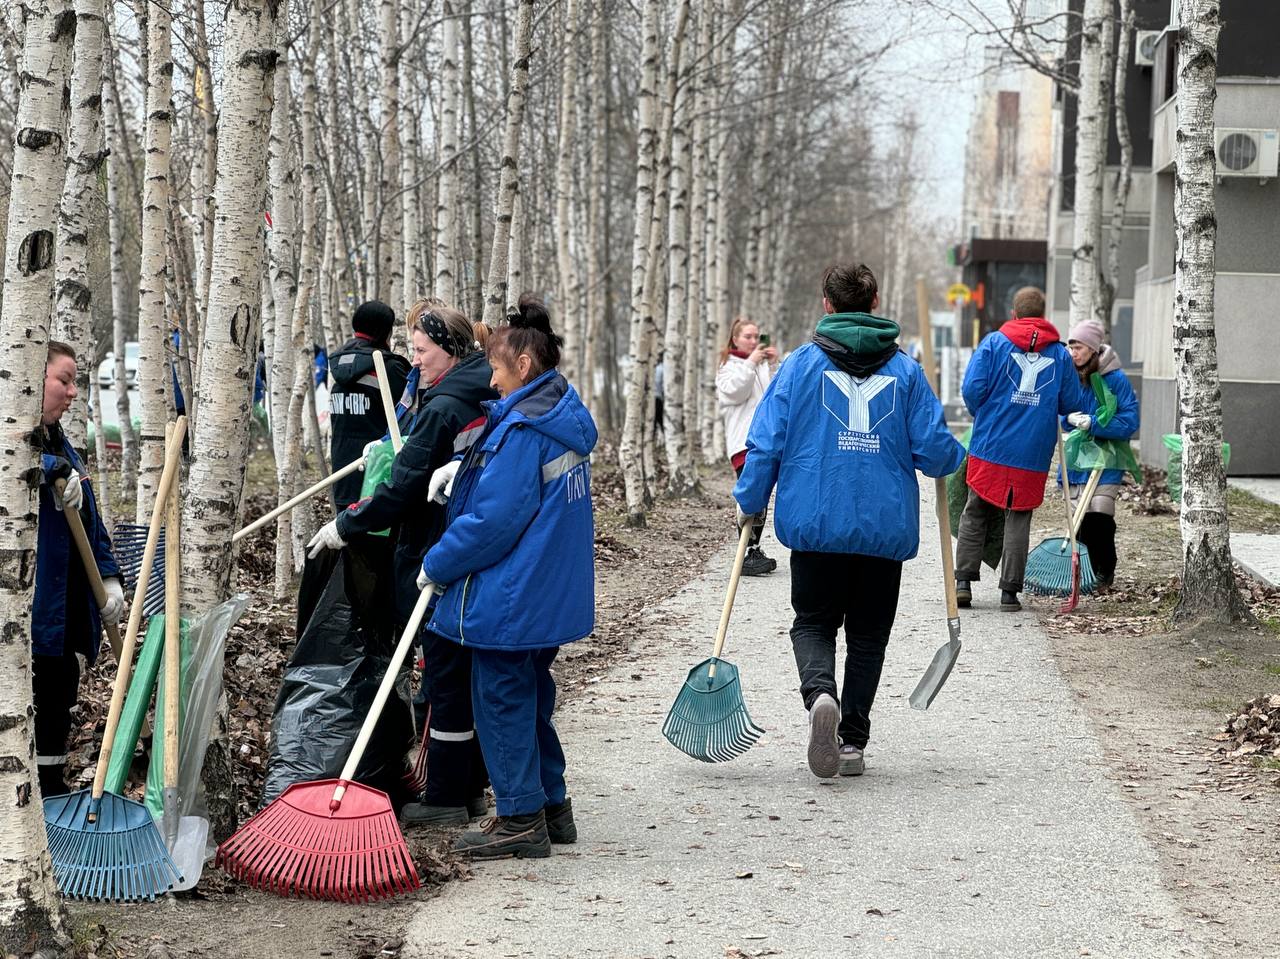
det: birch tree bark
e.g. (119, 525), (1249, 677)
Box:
(435, 0), (461, 304)
(463, 1), (484, 319)
(181, 0), (280, 842)
(618, 0), (661, 525)
(379, 0), (403, 308)
(0, 0), (71, 945)
(1101, 0), (1134, 338)
(191, 0), (217, 322)
(101, 10), (137, 499)
(1066, 0), (1108, 340)
(481, 0), (535, 328)
(581, 0), (607, 417)
(52, 0), (104, 452)
(554, 0), (582, 379)
(135, 0), (174, 522)
(1171, 0), (1246, 624)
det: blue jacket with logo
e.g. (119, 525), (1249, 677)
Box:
(423, 369), (597, 650)
(35, 430), (120, 661)
(963, 318), (1093, 475)
(734, 344), (966, 561)
(1059, 347), (1140, 488)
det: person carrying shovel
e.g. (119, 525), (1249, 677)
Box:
(34, 341), (124, 797)
(734, 264), (965, 780)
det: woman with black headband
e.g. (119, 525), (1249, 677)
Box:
(308, 300), (497, 823)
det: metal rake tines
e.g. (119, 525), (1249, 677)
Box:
(44, 791), (181, 901)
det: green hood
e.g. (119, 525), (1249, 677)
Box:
(815, 312), (900, 355)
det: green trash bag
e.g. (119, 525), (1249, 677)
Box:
(357, 438), (397, 537)
(945, 427), (1003, 571)
(1163, 433), (1231, 504)
(1062, 372), (1142, 482)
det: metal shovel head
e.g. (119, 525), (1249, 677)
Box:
(909, 618), (962, 711)
(168, 815), (211, 892)
(663, 657), (764, 763)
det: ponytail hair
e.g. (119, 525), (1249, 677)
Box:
(486, 293), (563, 380)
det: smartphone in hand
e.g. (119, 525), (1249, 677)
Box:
(758, 333), (771, 349)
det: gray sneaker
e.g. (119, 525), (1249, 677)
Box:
(806, 693), (840, 778)
(839, 744), (865, 777)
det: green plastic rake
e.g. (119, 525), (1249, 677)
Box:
(664, 524), (764, 762)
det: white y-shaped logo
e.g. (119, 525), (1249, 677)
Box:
(1010, 352), (1053, 393)
(823, 372), (896, 432)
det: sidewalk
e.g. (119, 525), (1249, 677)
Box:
(404, 484), (1201, 959)
(1229, 478), (1280, 586)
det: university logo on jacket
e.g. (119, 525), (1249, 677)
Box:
(1006, 350), (1056, 407)
(822, 370), (896, 453)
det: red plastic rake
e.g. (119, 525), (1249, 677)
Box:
(217, 587), (436, 902)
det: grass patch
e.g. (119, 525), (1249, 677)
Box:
(1248, 755), (1280, 772)
(1263, 663), (1280, 677)
(1198, 697), (1238, 712)
(1228, 487), (1280, 533)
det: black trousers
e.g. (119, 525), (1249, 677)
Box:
(732, 462), (764, 549)
(789, 550), (902, 749)
(32, 649), (81, 796)
(420, 629), (489, 806)
(1077, 512), (1118, 581)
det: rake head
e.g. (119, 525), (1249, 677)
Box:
(216, 779), (420, 902)
(663, 657), (764, 763)
(43, 790), (181, 901)
(1023, 538), (1096, 597)
(111, 523), (166, 615)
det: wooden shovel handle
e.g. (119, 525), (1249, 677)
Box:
(55, 478), (123, 662)
(91, 416), (187, 808)
(371, 349), (403, 453)
(230, 457), (363, 543)
(915, 277), (959, 620)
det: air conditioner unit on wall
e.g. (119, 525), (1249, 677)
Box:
(1134, 30), (1159, 67)
(1215, 128), (1280, 179)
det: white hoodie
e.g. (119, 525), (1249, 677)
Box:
(716, 353), (772, 461)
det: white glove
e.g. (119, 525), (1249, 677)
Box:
(58, 469), (84, 512)
(1067, 412), (1092, 431)
(100, 576), (124, 626)
(428, 460), (461, 504)
(306, 518), (347, 559)
(358, 438), (383, 471)
(416, 567), (435, 592)
(735, 504), (762, 531)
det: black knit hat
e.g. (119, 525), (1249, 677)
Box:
(352, 301), (395, 341)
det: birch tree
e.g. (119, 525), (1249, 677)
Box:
(0, 0), (72, 945)
(618, 0), (661, 526)
(181, 0), (280, 840)
(435, 0), (461, 304)
(554, 0), (582, 379)
(1101, 0), (1134, 337)
(1066, 0), (1108, 339)
(135, 0), (174, 522)
(53, 0), (105, 451)
(481, 0), (535, 327)
(1171, 0), (1246, 625)
(379, 0), (403, 308)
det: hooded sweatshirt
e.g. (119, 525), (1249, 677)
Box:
(424, 369), (598, 650)
(327, 335), (411, 507)
(735, 315), (965, 561)
(962, 317), (1093, 510)
(338, 350), (498, 624)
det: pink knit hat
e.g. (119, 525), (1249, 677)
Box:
(1067, 319), (1105, 353)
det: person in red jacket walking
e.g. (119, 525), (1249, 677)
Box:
(955, 288), (1092, 611)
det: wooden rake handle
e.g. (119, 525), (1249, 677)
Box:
(231, 458), (363, 543)
(1056, 429), (1078, 556)
(91, 416), (187, 811)
(55, 478), (123, 662)
(709, 523), (755, 671)
(164, 464), (181, 794)
(371, 349), (403, 453)
(1070, 467), (1104, 537)
(331, 583), (437, 809)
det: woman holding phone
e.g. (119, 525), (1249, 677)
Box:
(715, 317), (778, 576)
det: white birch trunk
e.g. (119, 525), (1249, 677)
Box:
(687, 4), (713, 467)
(0, 0), (71, 943)
(181, 0), (280, 842)
(508, 184), (525, 298)
(379, 0), (402, 308)
(192, 0), (217, 326)
(481, 0), (534, 328)
(1067, 0), (1108, 340)
(435, 0), (461, 304)
(1102, 0), (1135, 337)
(135, 0), (173, 523)
(101, 10), (137, 499)
(1172, 0), (1244, 624)
(619, 0), (661, 525)
(581, 0), (607, 416)
(554, 0), (582, 380)
(53, 0), (104, 452)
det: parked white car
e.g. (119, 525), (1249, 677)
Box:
(98, 341), (140, 389)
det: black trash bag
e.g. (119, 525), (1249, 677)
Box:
(260, 537), (415, 810)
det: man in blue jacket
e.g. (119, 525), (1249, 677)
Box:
(735, 264), (966, 780)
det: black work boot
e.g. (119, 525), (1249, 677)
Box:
(544, 798), (577, 844)
(1000, 589), (1022, 612)
(401, 802), (469, 826)
(955, 580), (972, 608)
(452, 811), (551, 859)
(466, 795), (489, 820)
(741, 546), (776, 577)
